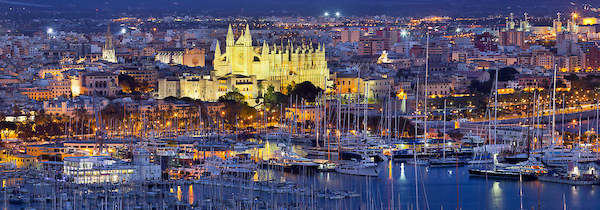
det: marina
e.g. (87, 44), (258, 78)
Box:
(2, 0), (600, 209)
(4, 156), (600, 209)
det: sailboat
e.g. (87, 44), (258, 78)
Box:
(541, 65), (600, 167)
(335, 157), (380, 176)
(430, 99), (466, 167)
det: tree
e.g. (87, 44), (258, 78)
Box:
(468, 80), (493, 94)
(496, 67), (519, 82)
(289, 81), (323, 102)
(101, 103), (125, 121)
(264, 85), (289, 109)
(218, 90), (245, 103)
(565, 74), (579, 81)
(164, 96), (179, 101)
(118, 74), (137, 93)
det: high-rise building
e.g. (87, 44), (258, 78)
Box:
(499, 30), (525, 48)
(583, 42), (600, 71)
(340, 28), (361, 43)
(358, 35), (385, 56)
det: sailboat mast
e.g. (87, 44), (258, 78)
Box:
(443, 99), (446, 159)
(552, 64), (557, 145)
(424, 29), (430, 144)
(364, 83), (368, 139)
(494, 68), (499, 145)
(414, 78), (420, 210)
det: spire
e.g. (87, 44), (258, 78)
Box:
(226, 24), (234, 46)
(105, 23), (113, 49)
(262, 40), (269, 56)
(215, 40), (221, 57)
(244, 24), (252, 46)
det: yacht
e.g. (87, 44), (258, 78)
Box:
(335, 159), (379, 176)
(468, 155), (545, 181)
(429, 157), (466, 167)
(407, 158), (430, 166)
(542, 146), (599, 167)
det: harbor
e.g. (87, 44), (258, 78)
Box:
(3, 154), (600, 209)
(3, 1), (600, 209)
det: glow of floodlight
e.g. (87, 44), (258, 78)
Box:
(121, 28), (126, 34)
(47, 28), (54, 34)
(335, 12), (340, 17)
(324, 12), (330, 17)
(456, 28), (461, 32)
(400, 30), (409, 37)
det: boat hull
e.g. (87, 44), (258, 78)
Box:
(538, 176), (600, 185)
(468, 169), (537, 181)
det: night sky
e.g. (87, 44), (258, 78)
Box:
(0, 0), (587, 16)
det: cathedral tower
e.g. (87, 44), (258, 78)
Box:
(102, 24), (117, 63)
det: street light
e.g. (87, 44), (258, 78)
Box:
(400, 30), (409, 37)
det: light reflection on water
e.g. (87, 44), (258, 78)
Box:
(491, 181), (503, 209)
(188, 140), (600, 209)
(188, 184), (194, 205)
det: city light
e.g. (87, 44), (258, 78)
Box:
(4, 3), (600, 209)
(400, 30), (409, 37)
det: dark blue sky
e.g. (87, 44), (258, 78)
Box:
(0, 0), (585, 16)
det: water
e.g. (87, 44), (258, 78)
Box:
(8, 164), (599, 209)
(208, 140), (600, 209)
(5, 139), (600, 209)
(250, 163), (599, 209)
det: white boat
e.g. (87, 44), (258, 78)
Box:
(429, 157), (465, 167)
(542, 146), (599, 167)
(507, 157), (548, 175)
(261, 131), (291, 141)
(335, 159), (379, 176)
(407, 159), (430, 166)
(468, 159), (493, 164)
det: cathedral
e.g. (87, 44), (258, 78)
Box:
(213, 24), (329, 90)
(158, 24), (329, 105)
(102, 25), (117, 63)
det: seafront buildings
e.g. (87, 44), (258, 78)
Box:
(3, 5), (600, 209)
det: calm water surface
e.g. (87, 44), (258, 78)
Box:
(202, 141), (600, 210)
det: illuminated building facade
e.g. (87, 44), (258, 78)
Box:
(63, 149), (161, 184)
(81, 72), (120, 97)
(102, 25), (117, 63)
(155, 48), (205, 67)
(64, 156), (135, 184)
(158, 25), (329, 105)
(214, 24), (328, 90)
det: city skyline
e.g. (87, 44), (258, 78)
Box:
(1, 1), (600, 209)
(0, 0), (590, 16)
